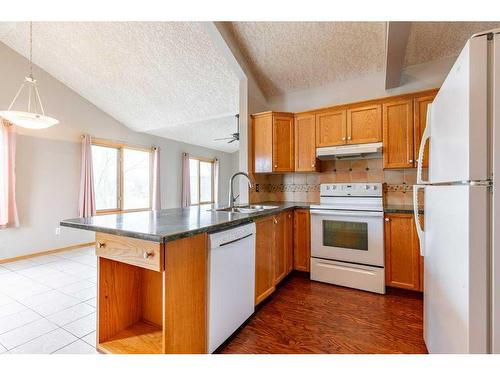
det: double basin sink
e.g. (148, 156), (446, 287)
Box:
(212, 204), (279, 214)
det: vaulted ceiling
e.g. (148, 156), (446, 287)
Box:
(226, 21), (500, 97)
(1, 21), (499, 153)
(0, 22), (240, 152)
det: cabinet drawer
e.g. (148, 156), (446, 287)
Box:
(95, 233), (164, 272)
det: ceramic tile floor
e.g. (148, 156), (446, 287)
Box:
(0, 247), (98, 354)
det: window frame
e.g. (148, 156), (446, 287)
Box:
(91, 138), (154, 215)
(189, 156), (215, 206)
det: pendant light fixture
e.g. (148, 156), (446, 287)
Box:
(0, 22), (59, 129)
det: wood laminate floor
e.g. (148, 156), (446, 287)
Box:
(219, 272), (427, 354)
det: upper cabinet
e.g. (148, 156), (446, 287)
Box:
(252, 112), (294, 173)
(414, 94), (436, 169)
(315, 109), (346, 147)
(383, 99), (414, 169)
(347, 104), (382, 144)
(295, 114), (318, 172)
(251, 89), (438, 173)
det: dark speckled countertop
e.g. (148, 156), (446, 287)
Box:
(60, 202), (312, 243)
(384, 204), (423, 214)
(61, 201), (423, 243)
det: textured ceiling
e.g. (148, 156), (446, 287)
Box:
(225, 22), (386, 97)
(404, 22), (500, 66)
(0, 22), (240, 153)
(227, 21), (500, 98)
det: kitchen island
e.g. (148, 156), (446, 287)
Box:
(60, 202), (311, 354)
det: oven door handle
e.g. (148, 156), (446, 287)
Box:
(309, 209), (384, 217)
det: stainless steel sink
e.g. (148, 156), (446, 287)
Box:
(211, 205), (280, 214)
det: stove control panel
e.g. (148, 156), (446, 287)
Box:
(320, 183), (383, 197)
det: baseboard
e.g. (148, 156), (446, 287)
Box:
(0, 242), (94, 264)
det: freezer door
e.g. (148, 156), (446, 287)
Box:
(428, 35), (488, 183)
(424, 185), (488, 353)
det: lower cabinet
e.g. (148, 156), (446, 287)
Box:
(255, 211), (296, 305)
(293, 209), (311, 272)
(255, 216), (276, 305)
(384, 213), (424, 292)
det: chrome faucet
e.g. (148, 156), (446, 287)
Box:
(228, 172), (253, 208)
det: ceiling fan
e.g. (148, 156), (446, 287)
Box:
(214, 114), (239, 144)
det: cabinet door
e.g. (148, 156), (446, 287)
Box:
(315, 110), (347, 147)
(384, 213), (421, 291)
(383, 99), (414, 169)
(273, 115), (294, 172)
(274, 213), (287, 284)
(414, 95), (435, 168)
(347, 104), (382, 144)
(294, 114), (318, 172)
(252, 114), (273, 173)
(293, 209), (311, 272)
(255, 216), (276, 305)
(284, 211), (294, 274)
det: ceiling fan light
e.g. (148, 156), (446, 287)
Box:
(0, 111), (59, 129)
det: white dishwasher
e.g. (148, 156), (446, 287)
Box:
(208, 222), (256, 353)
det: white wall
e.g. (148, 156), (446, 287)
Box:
(267, 57), (456, 113)
(0, 42), (238, 259)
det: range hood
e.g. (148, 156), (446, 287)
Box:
(316, 142), (383, 160)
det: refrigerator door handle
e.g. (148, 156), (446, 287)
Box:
(413, 185), (425, 256)
(416, 104), (432, 184)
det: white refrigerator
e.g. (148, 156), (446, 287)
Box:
(413, 29), (500, 354)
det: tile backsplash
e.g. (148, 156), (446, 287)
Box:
(250, 158), (421, 206)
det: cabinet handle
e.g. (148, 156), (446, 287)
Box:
(143, 251), (154, 259)
(274, 164), (277, 168)
(273, 218), (278, 224)
(342, 137), (346, 141)
(409, 159), (413, 163)
(96, 242), (106, 249)
(347, 136), (352, 140)
(311, 163), (315, 167)
(385, 218), (390, 222)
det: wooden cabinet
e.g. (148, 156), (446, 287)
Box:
(315, 109), (346, 147)
(316, 104), (382, 148)
(384, 213), (423, 292)
(383, 99), (414, 169)
(414, 94), (436, 168)
(274, 214), (286, 284)
(274, 211), (294, 284)
(293, 209), (311, 272)
(255, 216), (276, 304)
(284, 211), (294, 274)
(294, 114), (318, 172)
(347, 104), (382, 144)
(252, 112), (294, 173)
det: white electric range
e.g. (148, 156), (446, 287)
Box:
(310, 183), (385, 294)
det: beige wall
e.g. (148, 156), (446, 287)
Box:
(0, 42), (238, 259)
(267, 57), (454, 113)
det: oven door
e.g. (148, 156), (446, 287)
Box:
(310, 209), (384, 267)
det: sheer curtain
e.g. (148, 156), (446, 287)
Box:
(0, 121), (19, 228)
(181, 152), (191, 208)
(152, 147), (161, 210)
(214, 158), (220, 205)
(78, 134), (96, 218)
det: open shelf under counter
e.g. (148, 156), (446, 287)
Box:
(98, 321), (163, 354)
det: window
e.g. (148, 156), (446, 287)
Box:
(92, 140), (152, 213)
(189, 157), (214, 205)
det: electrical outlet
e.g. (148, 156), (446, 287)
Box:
(55, 227), (61, 236)
(255, 183), (260, 192)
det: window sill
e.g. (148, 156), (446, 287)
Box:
(95, 208), (152, 216)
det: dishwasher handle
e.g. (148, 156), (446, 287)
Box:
(219, 233), (253, 247)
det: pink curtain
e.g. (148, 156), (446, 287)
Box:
(78, 134), (96, 218)
(181, 152), (191, 208)
(0, 121), (19, 228)
(214, 158), (220, 205)
(152, 148), (161, 210)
